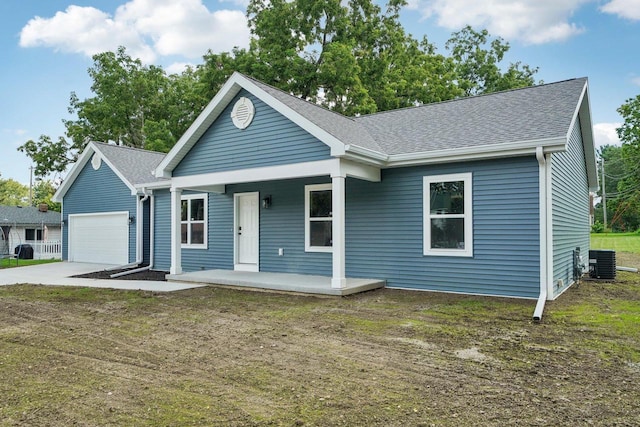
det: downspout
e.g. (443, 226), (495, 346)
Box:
(110, 191), (151, 278)
(533, 146), (548, 322)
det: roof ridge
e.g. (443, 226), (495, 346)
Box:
(92, 141), (166, 157)
(356, 77), (588, 120)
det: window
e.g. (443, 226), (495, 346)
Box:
(423, 173), (473, 257)
(305, 184), (332, 252)
(181, 194), (207, 248)
(25, 228), (43, 241)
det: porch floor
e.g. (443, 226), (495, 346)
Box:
(166, 270), (385, 296)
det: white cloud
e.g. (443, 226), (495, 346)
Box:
(632, 76), (640, 86)
(165, 62), (195, 75)
(601, 0), (640, 20)
(593, 123), (622, 149)
(406, 0), (590, 44)
(19, 0), (250, 63)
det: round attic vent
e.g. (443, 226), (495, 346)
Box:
(231, 97), (255, 129)
(91, 153), (102, 170)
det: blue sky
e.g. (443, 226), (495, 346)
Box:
(1, 0), (639, 185)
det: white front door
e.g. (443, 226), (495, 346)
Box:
(234, 192), (259, 271)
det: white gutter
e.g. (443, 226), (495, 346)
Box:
(110, 190), (152, 278)
(533, 146), (549, 322)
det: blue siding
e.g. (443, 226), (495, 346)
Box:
(142, 198), (151, 265)
(346, 157), (541, 298)
(62, 160), (137, 263)
(154, 158), (540, 297)
(152, 178), (331, 274)
(173, 90), (331, 176)
(152, 190), (171, 271)
(552, 118), (590, 296)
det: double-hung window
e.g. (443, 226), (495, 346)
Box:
(305, 184), (332, 252)
(423, 173), (473, 257)
(181, 194), (207, 248)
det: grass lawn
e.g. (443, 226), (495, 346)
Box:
(1, 259), (639, 425)
(591, 232), (640, 253)
(0, 258), (61, 269)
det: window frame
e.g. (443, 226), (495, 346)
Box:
(423, 173), (473, 257)
(181, 193), (208, 249)
(305, 183), (333, 253)
(25, 228), (43, 241)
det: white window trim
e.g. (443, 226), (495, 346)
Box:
(423, 173), (473, 257)
(181, 193), (208, 249)
(305, 183), (333, 253)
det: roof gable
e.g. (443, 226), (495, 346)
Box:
(53, 142), (166, 202)
(156, 72), (384, 178)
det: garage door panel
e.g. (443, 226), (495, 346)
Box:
(69, 212), (129, 265)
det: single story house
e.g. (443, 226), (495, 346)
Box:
(0, 204), (62, 259)
(54, 73), (597, 319)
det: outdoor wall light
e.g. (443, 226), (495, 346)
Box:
(61, 219), (67, 226)
(129, 215), (136, 225)
(262, 195), (272, 209)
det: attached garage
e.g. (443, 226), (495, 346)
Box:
(68, 212), (129, 265)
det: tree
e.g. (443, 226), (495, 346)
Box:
(32, 180), (61, 212)
(446, 26), (539, 96)
(243, 0), (462, 114)
(0, 178), (29, 206)
(19, 47), (191, 174)
(610, 94), (640, 231)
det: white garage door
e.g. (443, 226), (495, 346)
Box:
(69, 212), (129, 265)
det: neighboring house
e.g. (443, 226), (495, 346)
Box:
(0, 204), (62, 259)
(54, 73), (597, 319)
(53, 141), (166, 265)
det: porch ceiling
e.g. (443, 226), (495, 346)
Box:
(166, 270), (385, 296)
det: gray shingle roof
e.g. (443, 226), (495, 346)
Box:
(354, 78), (587, 155)
(93, 142), (167, 185)
(0, 205), (61, 226)
(243, 74), (587, 157)
(245, 76), (385, 153)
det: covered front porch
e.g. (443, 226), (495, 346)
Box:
(166, 269), (385, 296)
(156, 157), (382, 292)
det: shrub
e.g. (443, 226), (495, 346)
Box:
(592, 221), (605, 233)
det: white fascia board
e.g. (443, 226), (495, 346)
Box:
(238, 78), (347, 156)
(571, 83), (598, 192)
(155, 73), (245, 178)
(385, 137), (567, 167)
(134, 180), (172, 194)
(343, 144), (388, 164)
(171, 159), (340, 190)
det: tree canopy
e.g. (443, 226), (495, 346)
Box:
(19, 0), (540, 177)
(0, 178), (29, 206)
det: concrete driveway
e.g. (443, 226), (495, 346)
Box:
(0, 262), (203, 292)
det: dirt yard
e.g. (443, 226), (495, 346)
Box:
(1, 257), (639, 426)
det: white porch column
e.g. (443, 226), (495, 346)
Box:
(331, 175), (346, 288)
(170, 187), (182, 275)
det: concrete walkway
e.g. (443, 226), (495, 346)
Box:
(0, 261), (203, 292)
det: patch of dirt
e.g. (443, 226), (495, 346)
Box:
(72, 267), (167, 281)
(1, 254), (639, 426)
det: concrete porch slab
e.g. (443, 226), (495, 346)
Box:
(166, 269), (385, 296)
